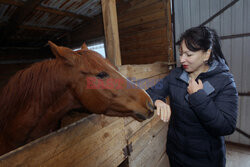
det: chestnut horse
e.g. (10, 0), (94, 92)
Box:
(0, 41), (154, 156)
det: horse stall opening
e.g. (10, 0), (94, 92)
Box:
(0, 62), (173, 167)
(0, 0), (174, 166)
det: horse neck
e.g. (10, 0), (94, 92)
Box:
(0, 60), (75, 128)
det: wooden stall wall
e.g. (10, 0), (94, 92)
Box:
(119, 62), (172, 167)
(0, 62), (172, 167)
(118, 0), (174, 65)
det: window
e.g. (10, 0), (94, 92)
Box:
(88, 42), (106, 58)
(73, 38), (106, 58)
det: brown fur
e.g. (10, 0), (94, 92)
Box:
(0, 41), (154, 156)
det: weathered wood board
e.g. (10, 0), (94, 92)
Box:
(0, 62), (172, 167)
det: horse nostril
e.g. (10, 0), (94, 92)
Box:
(147, 100), (155, 112)
(148, 111), (154, 118)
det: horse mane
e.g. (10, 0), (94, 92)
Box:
(0, 49), (117, 130)
(0, 59), (66, 130)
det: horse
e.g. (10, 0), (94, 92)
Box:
(0, 41), (154, 156)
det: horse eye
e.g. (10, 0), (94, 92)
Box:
(96, 71), (109, 79)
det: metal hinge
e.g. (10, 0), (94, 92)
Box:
(123, 143), (133, 157)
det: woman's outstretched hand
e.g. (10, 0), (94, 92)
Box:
(154, 100), (171, 122)
(187, 78), (203, 94)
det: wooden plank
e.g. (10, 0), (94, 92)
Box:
(119, 62), (170, 81)
(122, 55), (168, 65)
(118, 1), (164, 23)
(121, 37), (167, 51)
(0, 115), (121, 166)
(119, 19), (167, 38)
(101, 147), (125, 167)
(127, 0), (159, 12)
(127, 115), (162, 145)
(125, 113), (160, 141)
(101, 0), (121, 66)
(41, 117), (125, 167)
(156, 152), (170, 167)
(120, 27), (167, 43)
(121, 46), (168, 58)
(129, 121), (168, 167)
(119, 10), (166, 29)
(163, 0), (174, 62)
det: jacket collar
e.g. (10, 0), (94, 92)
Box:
(176, 60), (220, 101)
(177, 58), (220, 84)
(185, 81), (215, 101)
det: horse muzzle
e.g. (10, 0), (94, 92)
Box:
(146, 100), (155, 118)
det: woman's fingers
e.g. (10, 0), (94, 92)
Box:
(162, 105), (167, 122)
(160, 105), (170, 122)
(160, 106), (164, 121)
(166, 105), (171, 122)
(157, 106), (160, 116)
(154, 100), (171, 122)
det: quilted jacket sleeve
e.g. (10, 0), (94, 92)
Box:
(146, 75), (170, 104)
(188, 78), (238, 136)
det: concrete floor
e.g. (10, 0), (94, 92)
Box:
(226, 142), (250, 167)
(157, 142), (250, 167)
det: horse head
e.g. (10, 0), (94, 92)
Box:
(48, 41), (154, 121)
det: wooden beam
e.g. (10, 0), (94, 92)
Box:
(19, 25), (69, 32)
(163, 0), (174, 62)
(0, 0), (44, 43)
(0, 0), (91, 21)
(36, 6), (92, 21)
(60, 0), (133, 47)
(0, 0), (23, 6)
(101, 0), (122, 66)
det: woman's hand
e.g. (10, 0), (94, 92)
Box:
(187, 78), (203, 94)
(154, 100), (171, 122)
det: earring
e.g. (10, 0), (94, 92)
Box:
(204, 60), (208, 64)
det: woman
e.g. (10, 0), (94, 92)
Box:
(146, 26), (238, 167)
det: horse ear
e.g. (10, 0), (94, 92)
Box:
(48, 41), (60, 58)
(81, 42), (88, 50)
(48, 41), (77, 66)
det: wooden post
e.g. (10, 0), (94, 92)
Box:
(101, 0), (122, 66)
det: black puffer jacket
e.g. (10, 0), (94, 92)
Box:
(146, 59), (238, 167)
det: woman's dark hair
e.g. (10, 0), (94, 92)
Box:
(176, 26), (227, 65)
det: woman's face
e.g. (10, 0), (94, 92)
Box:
(179, 40), (210, 73)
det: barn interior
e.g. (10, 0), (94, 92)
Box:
(0, 0), (173, 89)
(0, 0), (249, 166)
